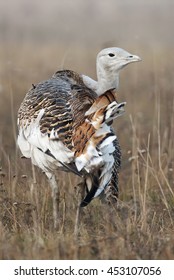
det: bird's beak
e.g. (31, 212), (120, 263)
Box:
(127, 54), (142, 63)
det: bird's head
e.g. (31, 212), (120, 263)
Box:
(97, 47), (141, 73)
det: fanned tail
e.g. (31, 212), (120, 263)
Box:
(73, 89), (126, 207)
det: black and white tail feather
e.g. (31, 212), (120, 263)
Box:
(77, 98), (126, 207)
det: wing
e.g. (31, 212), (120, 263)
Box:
(17, 70), (97, 174)
(18, 71), (97, 145)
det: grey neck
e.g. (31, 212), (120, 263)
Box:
(96, 62), (119, 95)
(82, 63), (120, 96)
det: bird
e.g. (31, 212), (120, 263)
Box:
(17, 47), (141, 229)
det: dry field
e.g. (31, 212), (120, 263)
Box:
(0, 0), (174, 260)
(0, 42), (174, 260)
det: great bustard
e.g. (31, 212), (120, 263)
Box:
(17, 47), (141, 229)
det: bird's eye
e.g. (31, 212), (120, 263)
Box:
(108, 53), (115, 57)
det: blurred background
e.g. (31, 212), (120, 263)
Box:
(0, 0), (174, 259)
(0, 0), (174, 47)
(0, 0), (173, 150)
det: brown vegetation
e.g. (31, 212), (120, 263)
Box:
(0, 0), (174, 260)
(0, 42), (174, 260)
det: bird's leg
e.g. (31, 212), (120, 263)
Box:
(74, 180), (86, 239)
(46, 172), (60, 230)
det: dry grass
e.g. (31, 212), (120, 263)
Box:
(0, 42), (174, 260)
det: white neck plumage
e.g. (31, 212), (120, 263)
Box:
(82, 69), (119, 96)
(96, 63), (119, 95)
(82, 57), (120, 96)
